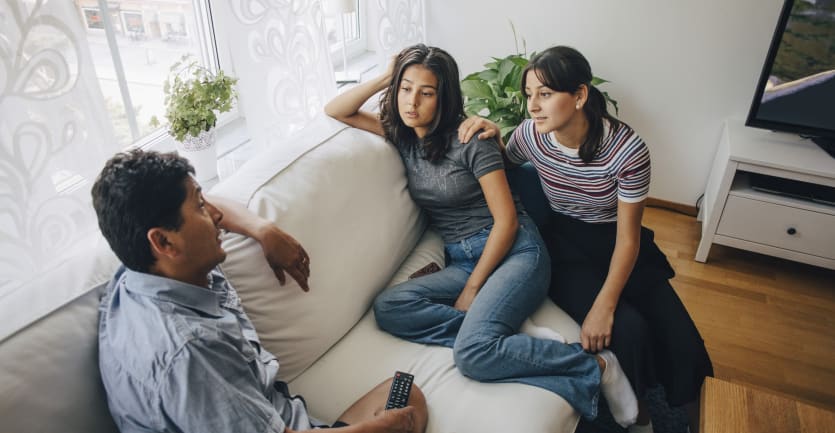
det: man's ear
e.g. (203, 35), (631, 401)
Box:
(147, 228), (179, 260)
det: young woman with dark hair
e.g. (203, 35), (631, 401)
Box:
(325, 43), (639, 427)
(460, 45), (713, 433)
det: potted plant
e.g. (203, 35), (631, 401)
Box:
(151, 55), (238, 181)
(461, 26), (618, 143)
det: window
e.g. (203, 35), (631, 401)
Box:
(323, 0), (367, 63)
(73, 0), (219, 148)
(82, 7), (104, 29)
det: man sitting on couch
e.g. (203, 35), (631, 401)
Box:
(91, 150), (428, 433)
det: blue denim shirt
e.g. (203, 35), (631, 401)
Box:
(98, 266), (317, 432)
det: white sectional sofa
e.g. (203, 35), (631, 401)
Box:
(0, 115), (585, 433)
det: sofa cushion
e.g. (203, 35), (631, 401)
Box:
(0, 284), (118, 433)
(217, 117), (426, 382)
(289, 229), (583, 433)
(0, 233), (120, 433)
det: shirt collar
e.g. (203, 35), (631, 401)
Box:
(123, 268), (228, 317)
(548, 119), (612, 157)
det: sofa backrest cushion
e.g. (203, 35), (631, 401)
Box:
(216, 118), (425, 381)
(0, 284), (119, 433)
(0, 233), (120, 433)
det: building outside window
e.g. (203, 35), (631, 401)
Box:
(82, 7), (104, 29)
(72, 0), (213, 148)
(323, 0), (368, 67)
(72, 0), (373, 150)
(121, 10), (145, 37)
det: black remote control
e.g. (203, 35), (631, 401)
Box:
(384, 371), (414, 410)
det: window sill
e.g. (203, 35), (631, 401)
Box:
(336, 50), (380, 90)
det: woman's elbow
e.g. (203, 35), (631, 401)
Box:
(323, 103), (340, 119)
(496, 214), (519, 235)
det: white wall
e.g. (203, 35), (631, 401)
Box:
(425, 0), (784, 205)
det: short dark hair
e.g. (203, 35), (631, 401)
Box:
(379, 44), (465, 162)
(522, 46), (621, 163)
(91, 150), (194, 272)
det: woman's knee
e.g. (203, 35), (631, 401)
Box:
(611, 305), (651, 352)
(373, 288), (411, 327)
(452, 335), (500, 381)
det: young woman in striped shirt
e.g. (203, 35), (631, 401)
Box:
(461, 46), (713, 433)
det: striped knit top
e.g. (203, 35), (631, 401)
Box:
(505, 119), (651, 223)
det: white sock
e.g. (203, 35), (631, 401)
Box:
(628, 420), (653, 433)
(520, 319), (566, 343)
(598, 350), (638, 428)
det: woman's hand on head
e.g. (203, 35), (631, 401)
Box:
(458, 116), (500, 144)
(384, 54), (399, 80)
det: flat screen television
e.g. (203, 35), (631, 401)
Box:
(746, 0), (835, 158)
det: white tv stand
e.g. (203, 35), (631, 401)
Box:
(696, 120), (835, 269)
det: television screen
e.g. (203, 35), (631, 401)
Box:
(746, 0), (835, 147)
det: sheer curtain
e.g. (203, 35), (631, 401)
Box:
(0, 0), (120, 335)
(212, 0), (337, 150)
(370, 0), (425, 65)
(0, 0), (425, 336)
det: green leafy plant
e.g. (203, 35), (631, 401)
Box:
(150, 55), (238, 141)
(461, 24), (618, 143)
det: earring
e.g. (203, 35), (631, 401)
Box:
(575, 103), (581, 110)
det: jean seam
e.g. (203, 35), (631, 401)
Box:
(460, 244), (547, 368)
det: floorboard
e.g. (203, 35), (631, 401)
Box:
(643, 206), (835, 411)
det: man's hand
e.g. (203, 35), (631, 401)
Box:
(373, 406), (417, 433)
(255, 224), (310, 292)
(207, 196), (311, 291)
(457, 116), (500, 143)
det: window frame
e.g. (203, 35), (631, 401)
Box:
(82, 0), (243, 152)
(327, 0), (368, 65)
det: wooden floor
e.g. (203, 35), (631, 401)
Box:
(642, 206), (835, 412)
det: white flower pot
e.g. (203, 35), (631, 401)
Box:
(177, 129), (217, 182)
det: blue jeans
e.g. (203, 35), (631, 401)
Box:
(373, 216), (601, 419)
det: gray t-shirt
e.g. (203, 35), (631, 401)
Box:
(396, 133), (524, 242)
(98, 266), (319, 433)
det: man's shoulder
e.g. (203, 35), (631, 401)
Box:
(99, 272), (214, 383)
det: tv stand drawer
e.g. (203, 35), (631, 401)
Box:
(717, 196), (835, 259)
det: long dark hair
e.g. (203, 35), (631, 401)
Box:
(379, 44), (465, 162)
(522, 46), (620, 163)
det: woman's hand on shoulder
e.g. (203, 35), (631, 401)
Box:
(458, 116), (500, 144)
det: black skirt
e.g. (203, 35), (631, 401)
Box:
(545, 211), (713, 406)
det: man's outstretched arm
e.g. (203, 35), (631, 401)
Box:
(210, 195), (310, 291)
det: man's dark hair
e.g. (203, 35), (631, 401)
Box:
(522, 45), (621, 164)
(91, 150), (194, 272)
(379, 43), (465, 162)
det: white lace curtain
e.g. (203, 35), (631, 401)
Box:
(0, 0), (118, 306)
(212, 0), (338, 149)
(0, 0), (425, 335)
(371, 0), (425, 65)
(212, 0), (425, 151)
